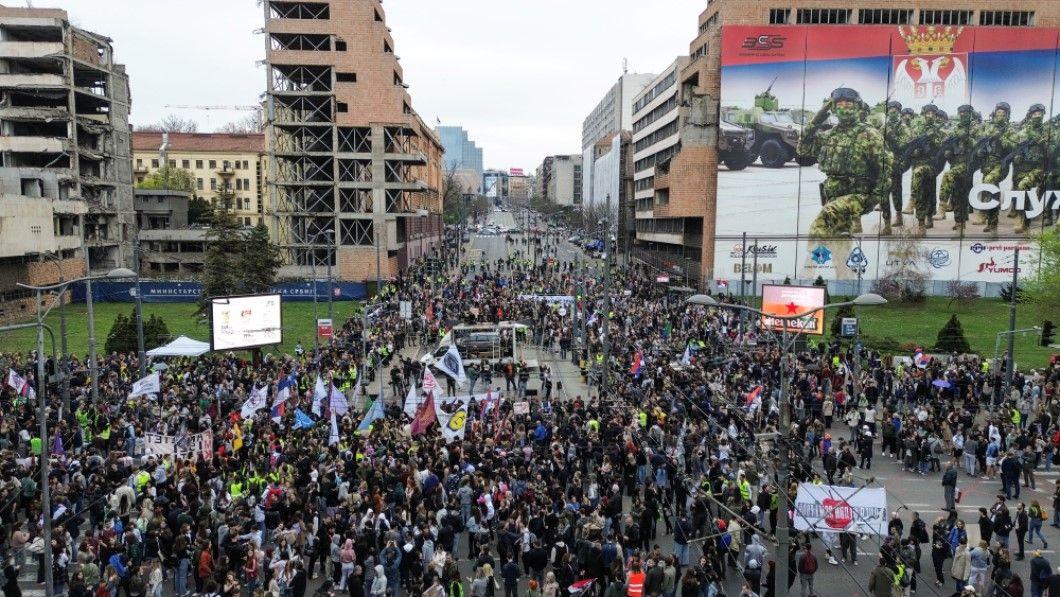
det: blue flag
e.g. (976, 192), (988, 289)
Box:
(357, 399), (384, 433)
(293, 408), (315, 430)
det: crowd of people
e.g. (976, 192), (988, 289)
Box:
(0, 211), (1057, 597)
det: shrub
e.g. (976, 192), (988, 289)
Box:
(946, 280), (980, 305)
(934, 314), (971, 354)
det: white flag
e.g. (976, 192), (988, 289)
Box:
(681, 344), (692, 366)
(329, 384), (348, 416)
(241, 385), (268, 419)
(403, 379), (420, 418)
(6, 369), (27, 395)
(328, 410), (340, 446)
(433, 395), (470, 443)
(312, 375), (327, 416)
(432, 344), (467, 386)
(129, 372), (161, 398)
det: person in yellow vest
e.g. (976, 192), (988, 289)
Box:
(135, 470), (151, 493)
(29, 436), (41, 457)
(229, 480), (244, 500)
(1011, 408), (1021, 428)
(738, 473), (752, 502)
(637, 411), (648, 428)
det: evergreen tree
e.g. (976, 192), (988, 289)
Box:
(240, 223), (282, 294)
(144, 314), (170, 350)
(200, 197), (243, 314)
(934, 314), (971, 354)
(829, 304), (855, 338)
(104, 312), (134, 354)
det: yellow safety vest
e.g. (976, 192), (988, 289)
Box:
(230, 481), (243, 499)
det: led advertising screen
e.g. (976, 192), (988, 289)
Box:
(760, 284), (826, 335)
(210, 294), (283, 351)
(714, 25), (1056, 284)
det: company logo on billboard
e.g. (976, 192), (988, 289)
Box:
(741, 34), (786, 51)
(847, 247), (869, 274)
(810, 245), (832, 266)
(734, 263), (773, 274)
(730, 243), (779, 259)
(927, 249), (951, 269)
(892, 26), (968, 111)
(977, 258), (1021, 275)
(970, 242), (1032, 255)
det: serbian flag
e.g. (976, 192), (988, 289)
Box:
(272, 374), (295, 423)
(568, 579), (595, 594)
(630, 351), (643, 377)
(913, 348), (930, 369)
(745, 385), (763, 406)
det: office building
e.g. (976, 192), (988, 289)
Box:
(538, 155), (583, 206)
(0, 5), (133, 322)
(132, 132), (268, 229)
(581, 72), (655, 210)
(264, 0), (445, 283)
(436, 125), (483, 178)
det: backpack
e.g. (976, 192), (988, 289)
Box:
(799, 551), (817, 574)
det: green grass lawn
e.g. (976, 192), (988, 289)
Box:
(0, 300), (362, 358)
(831, 296), (1055, 367)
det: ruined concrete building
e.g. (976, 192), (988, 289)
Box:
(263, 0), (444, 283)
(0, 5), (134, 320)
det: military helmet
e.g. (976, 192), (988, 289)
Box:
(936, 109), (948, 120)
(1028, 103), (1046, 115)
(830, 87), (861, 103)
(901, 108), (914, 117)
(887, 100), (902, 111)
(994, 102), (1011, 114)
(957, 105), (974, 115)
(921, 104), (940, 116)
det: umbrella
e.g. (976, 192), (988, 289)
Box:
(932, 379), (951, 389)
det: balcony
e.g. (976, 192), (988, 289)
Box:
(217, 165), (235, 176)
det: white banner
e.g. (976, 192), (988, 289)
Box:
(129, 372), (161, 398)
(142, 429), (213, 462)
(434, 395), (470, 443)
(793, 483), (887, 536)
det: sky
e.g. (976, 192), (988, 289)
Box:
(56, 0), (704, 171)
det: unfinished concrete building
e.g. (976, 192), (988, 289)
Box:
(263, 0), (445, 283)
(0, 5), (134, 321)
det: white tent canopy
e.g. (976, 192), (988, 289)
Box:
(146, 335), (211, 358)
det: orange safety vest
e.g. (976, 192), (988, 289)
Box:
(627, 571), (645, 597)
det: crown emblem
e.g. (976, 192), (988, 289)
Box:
(898, 25), (962, 55)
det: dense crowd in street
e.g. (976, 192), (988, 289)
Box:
(0, 212), (1057, 597)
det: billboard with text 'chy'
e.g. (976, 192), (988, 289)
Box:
(715, 25), (1057, 283)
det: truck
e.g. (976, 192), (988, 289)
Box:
(719, 120), (755, 170)
(721, 81), (815, 169)
(420, 321), (538, 370)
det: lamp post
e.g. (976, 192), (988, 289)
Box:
(686, 292), (887, 597)
(17, 266), (134, 597)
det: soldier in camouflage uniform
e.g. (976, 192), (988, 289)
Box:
(904, 104), (946, 233)
(1046, 114), (1060, 227)
(798, 87), (892, 237)
(937, 105), (978, 233)
(973, 102), (1017, 234)
(1010, 104), (1048, 233)
(880, 101), (909, 234)
(899, 108), (917, 214)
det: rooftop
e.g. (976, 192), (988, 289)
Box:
(132, 132), (264, 153)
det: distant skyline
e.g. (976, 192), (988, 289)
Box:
(55, 0), (703, 170)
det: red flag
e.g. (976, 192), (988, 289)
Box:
(745, 385), (763, 406)
(568, 578), (595, 593)
(426, 302), (434, 322)
(410, 392), (436, 436)
(630, 351), (643, 376)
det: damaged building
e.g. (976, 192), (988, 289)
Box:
(0, 5), (134, 321)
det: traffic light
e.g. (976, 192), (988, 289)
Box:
(1043, 320), (1056, 347)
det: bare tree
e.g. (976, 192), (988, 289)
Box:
(135, 114), (199, 133)
(216, 113), (263, 134)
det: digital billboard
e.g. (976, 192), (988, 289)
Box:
(715, 25), (1057, 284)
(210, 294), (283, 351)
(760, 284), (826, 335)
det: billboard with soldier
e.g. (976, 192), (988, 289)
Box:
(714, 25), (1057, 284)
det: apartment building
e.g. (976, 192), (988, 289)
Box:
(539, 155), (583, 207)
(632, 0), (1060, 288)
(263, 0), (445, 283)
(134, 188), (207, 278)
(132, 132), (267, 228)
(0, 5), (134, 322)
(581, 72), (655, 210)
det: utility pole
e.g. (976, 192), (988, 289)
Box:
(326, 254), (335, 323)
(739, 232), (747, 337)
(33, 289), (54, 597)
(1004, 248), (1019, 400)
(750, 238), (759, 306)
(83, 235), (99, 403)
(134, 234), (146, 379)
(601, 194), (612, 398)
(376, 215), (384, 405)
(776, 319), (791, 597)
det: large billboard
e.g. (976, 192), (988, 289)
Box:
(761, 284), (826, 335)
(210, 294), (283, 351)
(716, 25), (1057, 283)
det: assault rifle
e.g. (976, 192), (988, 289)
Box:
(1000, 138), (1046, 172)
(900, 133), (938, 165)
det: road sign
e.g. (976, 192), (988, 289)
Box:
(841, 317), (858, 338)
(399, 300), (412, 320)
(317, 318), (333, 338)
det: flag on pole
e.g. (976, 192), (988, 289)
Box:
(403, 380), (420, 418)
(329, 384), (348, 416)
(568, 579), (596, 594)
(128, 372), (160, 398)
(329, 410), (340, 446)
(312, 375), (327, 416)
(480, 388), (498, 419)
(241, 385), (268, 419)
(357, 399), (384, 433)
(272, 375), (294, 423)
(432, 344), (467, 386)
(913, 348), (930, 369)
(232, 422), (244, 451)
(433, 395), (470, 443)
(630, 351), (643, 377)
(410, 392), (436, 436)
(6, 369), (28, 396)
(293, 408), (315, 430)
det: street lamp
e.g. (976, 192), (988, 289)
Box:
(686, 291), (886, 597)
(16, 265), (132, 597)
